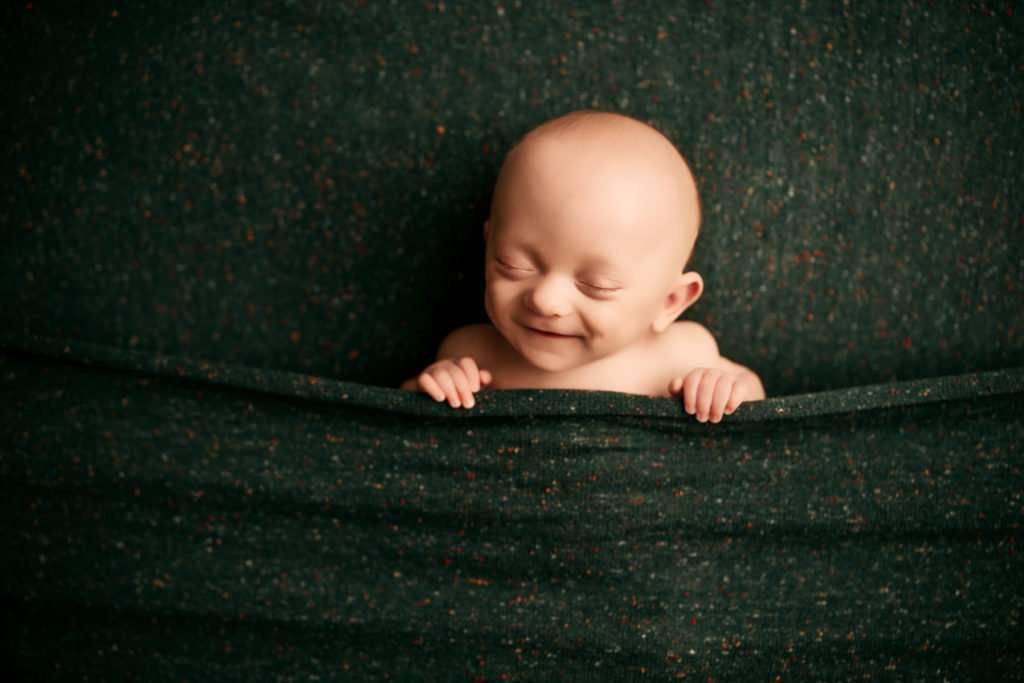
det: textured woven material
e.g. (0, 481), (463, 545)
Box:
(4, 2), (1023, 395)
(3, 1), (1024, 680)
(2, 337), (1023, 680)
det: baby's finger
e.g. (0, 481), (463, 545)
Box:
(432, 369), (463, 408)
(451, 369), (479, 409)
(681, 370), (705, 415)
(695, 371), (722, 422)
(709, 375), (735, 423)
(456, 357), (481, 392)
(724, 384), (747, 415)
(668, 376), (684, 396)
(479, 369), (493, 385)
(418, 372), (447, 403)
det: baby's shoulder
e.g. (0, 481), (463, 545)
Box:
(629, 321), (724, 396)
(657, 320), (721, 364)
(437, 324), (508, 363)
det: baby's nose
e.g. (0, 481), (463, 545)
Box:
(525, 276), (574, 317)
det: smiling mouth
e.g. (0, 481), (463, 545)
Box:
(525, 326), (578, 339)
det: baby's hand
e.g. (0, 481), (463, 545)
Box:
(669, 368), (759, 423)
(417, 357), (492, 409)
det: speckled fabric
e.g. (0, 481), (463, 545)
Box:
(3, 1), (1022, 394)
(3, 1), (1024, 680)
(2, 338), (1022, 680)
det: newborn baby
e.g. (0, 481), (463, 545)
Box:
(402, 110), (765, 422)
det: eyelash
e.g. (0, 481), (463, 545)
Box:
(495, 259), (621, 294)
(580, 282), (620, 294)
(496, 259), (531, 272)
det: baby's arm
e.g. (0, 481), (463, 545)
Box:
(400, 325), (493, 409)
(667, 323), (765, 423)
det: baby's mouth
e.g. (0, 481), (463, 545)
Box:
(524, 325), (579, 339)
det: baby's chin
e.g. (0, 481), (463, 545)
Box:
(508, 333), (590, 374)
(519, 350), (579, 374)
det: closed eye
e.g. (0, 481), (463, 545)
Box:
(579, 281), (622, 295)
(495, 258), (533, 272)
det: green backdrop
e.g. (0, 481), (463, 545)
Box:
(2, 1), (1022, 680)
(4, 1), (1021, 393)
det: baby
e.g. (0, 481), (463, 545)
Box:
(402, 111), (765, 422)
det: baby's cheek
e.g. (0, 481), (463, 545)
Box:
(488, 278), (520, 302)
(484, 281), (515, 322)
(581, 308), (617, 342)
(592, 302), (644, 345)
(483, 287), (499, 322)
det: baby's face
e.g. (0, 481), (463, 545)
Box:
(484, 113), (700, 373)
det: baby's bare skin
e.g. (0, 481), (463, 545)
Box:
(402, 111), (765, 422)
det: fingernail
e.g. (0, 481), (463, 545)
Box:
(465, 399), (474, 409)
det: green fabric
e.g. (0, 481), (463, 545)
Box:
(3, 1), (1022, 394)
(3, 338), (1023, 680)
(3, 0), (1024, 679)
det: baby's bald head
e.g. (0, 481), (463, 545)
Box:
(490, 111), (701, 271)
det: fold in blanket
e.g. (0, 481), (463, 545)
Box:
(2, 336), (1022, 680)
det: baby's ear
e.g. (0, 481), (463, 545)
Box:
(653, 271), (703, 333)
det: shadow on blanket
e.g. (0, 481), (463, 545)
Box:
(2, 334), (1021, 680)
